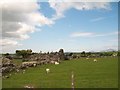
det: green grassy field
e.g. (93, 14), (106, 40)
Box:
(2, 57), (118, 88)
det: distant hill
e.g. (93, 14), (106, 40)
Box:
(101, 49), (116, 52)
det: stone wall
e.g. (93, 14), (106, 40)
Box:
(1, 49), (65, 75)
(1, 57), (16, 75)
(27, 49), (65, 63)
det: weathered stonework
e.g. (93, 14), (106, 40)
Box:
(1, 49), (65, 75)
(1, 57), (15, 75)
(27, 49), (65, 64)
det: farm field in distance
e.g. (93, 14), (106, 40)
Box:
(2, 57), (118, 88)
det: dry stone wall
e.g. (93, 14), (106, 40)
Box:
(28, 49), (65, 64)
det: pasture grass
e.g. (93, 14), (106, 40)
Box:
(12, 59), (23, 66)
(2, 57), (118, 88)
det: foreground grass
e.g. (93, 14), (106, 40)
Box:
(2, 57), (118, 88)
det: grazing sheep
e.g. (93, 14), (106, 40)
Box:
(46, 68), (50, 74)
(94, 59), (97, 62)
(33, 63), (36, 67)
(55, 62), (59, 65)
(86, 58), (89, 60)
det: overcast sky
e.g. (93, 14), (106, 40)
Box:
(0, 0), (119, 53)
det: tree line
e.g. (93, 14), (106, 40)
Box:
(2, 49), (119, 60)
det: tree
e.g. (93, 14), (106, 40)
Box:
(4, 53), (10, 56)
(86, 52), (91, 57)
(4, 53), (13, 60)
(81, 51), (86, 57)
(69, 53), (73, 56)
(16, 49), (32, 59)
(39, 51), (42, 53)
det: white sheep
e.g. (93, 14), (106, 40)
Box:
(55, 62), (59, 65)
(94, 59), (97, 62)
(86, 58), (89, 60)
(46, 68), (50, 74)
(33, 63), (36, 67)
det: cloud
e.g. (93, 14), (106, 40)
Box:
(0, 39), (22, 46)
(71, 32), (94, 37)
(1, 0), (113, 53)
(49, 1), (111, 20)
(48, 0), (119, 2)
(90, 17), (105, 22)
(70, 31), (118, 38)
(1, 0), (54, 48)
(28, 12), (54, 26)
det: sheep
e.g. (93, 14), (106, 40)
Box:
(55, 61), (59, 65)
(33, 63), (37, 67)
(86, 58), (89, 60)
(46, 68), (50, 74)
(94, 59), (97, 62)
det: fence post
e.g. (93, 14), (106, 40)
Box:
(71, 71), (74, 90)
